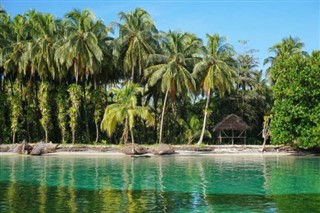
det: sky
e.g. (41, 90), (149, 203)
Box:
(1, 0), (319, 73)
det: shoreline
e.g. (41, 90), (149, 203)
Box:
(0, 144), (315, 156)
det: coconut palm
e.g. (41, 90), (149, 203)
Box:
(55, 9), (103, 83)
(264, 36), (307, 66)
(144, 31), (200, 144)
(192, 33), (235, 145)
(101, 82), (154, 151)
(2, 14), (30, 81)
(264, 36), (308, 82)
(115, 8), (158, 82)
(28, 11), (58, 80)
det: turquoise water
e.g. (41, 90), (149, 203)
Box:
(0, 155), (320, 212)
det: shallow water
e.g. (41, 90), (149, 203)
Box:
(0, 155), (320, 212)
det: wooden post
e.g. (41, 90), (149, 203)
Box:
(232, 130), (234, 145)
(219, 131), (222, 144)
(244, 131), (246, 145)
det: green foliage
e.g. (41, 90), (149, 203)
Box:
(0, 88), (9, 143)
(116, 8), (158, 82)
(68, 84), (82, 144)
(177, 115), (211, 144)
(38, 82), (52, 142)
(56, 85), (69, 143)
(270, 51), (320, 148)
(10, 81), (23, 143)
(101, 82), (154, 144)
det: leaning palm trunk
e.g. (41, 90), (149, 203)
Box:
(197, 89), (211, 145)
(121, 116), (129, 144)
(159, 89), (169, 144)
(95, 121), (99, 143)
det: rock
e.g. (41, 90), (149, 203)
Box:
(11, 144), (24, 154)
(122, 144), (149, 155)
(152, 144), (175, 155)
(30, 141), (58, 155)
(0, 144), (11, 152)
(9, 140), (32, 154)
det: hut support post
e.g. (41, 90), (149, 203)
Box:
(232, 130), (234, 145)
(219, 131), (222, 144)
(244, 131), (246, 145)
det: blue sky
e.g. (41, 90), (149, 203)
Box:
(1, 0), (319, 73)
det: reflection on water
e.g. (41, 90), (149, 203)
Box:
(0, 155), (320, 212)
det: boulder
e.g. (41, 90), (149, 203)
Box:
(0, 144), (11, 152)
(152, 144), (175, 155)
(11, 144), (24, 154)
(30, 141), (58, 155)
(9, 140), (32, 154)
(122, 144), (149, 155)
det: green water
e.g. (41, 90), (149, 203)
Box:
(0, 155), (320, 212)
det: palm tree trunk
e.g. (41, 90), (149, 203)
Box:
(197, 89), (211, 145)
(12, 131), (16, 144)
(95, 121), (99, 143)
(121, 116), (129, 144)
(72, 130), (75, 144)
(159, 89), (169, 144)
(62, 133), (65, 144)
(130, 127), (135, 154)
(131, 67), (135, 82)
(83, 83), (90, 143)
(45, 129), (48, 143)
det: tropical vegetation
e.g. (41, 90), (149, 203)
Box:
(0, 8), (319, 148)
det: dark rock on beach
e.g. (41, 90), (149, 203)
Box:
(122, 144), (149, 155)
(152, 144), (175, 155)
(30, 141), (58, 155)
(8, 140), (33, 154)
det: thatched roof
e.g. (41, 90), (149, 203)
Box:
(213, 114), (250, 131)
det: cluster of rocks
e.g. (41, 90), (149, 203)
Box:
(122, 144), (175, 155)
(8, 140), (58, 155)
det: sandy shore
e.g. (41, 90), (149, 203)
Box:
(1, 144), (314, 156)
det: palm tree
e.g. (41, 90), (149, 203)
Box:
(192, 33), (235, 145)
(264, 36), (307, 65)
(115, 8), (158, 82)
(264, 36), (308, 82)
(55, 9), (103, 83)
(101, 82), (154, 152)
(144, 31), (200, 144)
(28, 11), (58, 80)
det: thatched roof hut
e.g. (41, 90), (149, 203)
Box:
(213, 114), (250, 145)
(213, 114), (250, 131)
